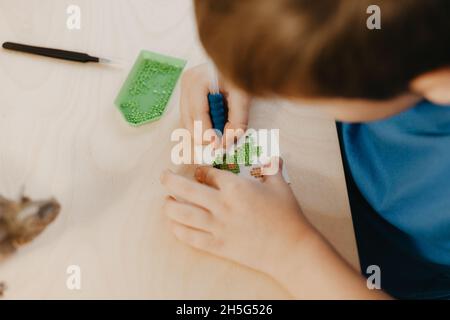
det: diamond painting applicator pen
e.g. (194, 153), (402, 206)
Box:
(208, 63), (228, 134)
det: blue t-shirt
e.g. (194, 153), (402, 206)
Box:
(341, 100), (450, 299)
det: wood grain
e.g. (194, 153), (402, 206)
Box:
(0, 0), (358, 299)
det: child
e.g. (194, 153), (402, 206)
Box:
(161, 0), (450, 299)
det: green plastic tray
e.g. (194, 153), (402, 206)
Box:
(115, 50), (187, 126)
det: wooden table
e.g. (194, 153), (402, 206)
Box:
(0, 0), (358, 299)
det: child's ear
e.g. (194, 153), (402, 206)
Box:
(410, 67), (450, 105)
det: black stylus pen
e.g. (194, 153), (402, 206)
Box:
(2, 42), (112, 64)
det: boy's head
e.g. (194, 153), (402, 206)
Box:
(194, 0), (450, 122)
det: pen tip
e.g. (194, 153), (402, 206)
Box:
(99, 57), (112, 64)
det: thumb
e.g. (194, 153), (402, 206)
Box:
(262, 157), (285, 184)
(194, 166), (237, 190)
(222, 90), (251, 149)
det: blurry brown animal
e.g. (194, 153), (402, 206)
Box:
(0, 195), (60, 261)
(0, 282), (6, 297)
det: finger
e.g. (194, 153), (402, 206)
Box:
(194, 166), (238, 189)
(180, 85), (196, 134)
(160, 170), (219, 210)
(223, 123), (247, 150)
(222, 90), (250, 148)
(225, 85), (251, 123)
(181, 113), (194, 136)
(226, 89), (250, 125)
(180, 73), (213, 142)
(189, 101), (213, 147)
(170, 221), (217, 252)
(194, 111), (219, 147)
(262, 157), (285, 184)
(164, 197), (214, 232)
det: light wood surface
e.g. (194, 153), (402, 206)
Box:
(0, 0), (358, 299)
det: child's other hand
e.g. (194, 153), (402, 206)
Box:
(180, 64), (251, 147)
(160, 164), (314, 276)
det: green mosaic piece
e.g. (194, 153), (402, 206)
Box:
(213, 136), (262, 174)
(213, 160), (241, 175)
(236, 136), (262, 167)
(115, 50), (187, 126)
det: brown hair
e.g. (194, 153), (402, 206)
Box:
(194, 0), (450, 100)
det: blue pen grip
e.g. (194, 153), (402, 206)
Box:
(208, 93), (227, 134)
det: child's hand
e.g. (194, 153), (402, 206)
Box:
(160, 164), (314, 276)
(180, 64), (251, 147)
